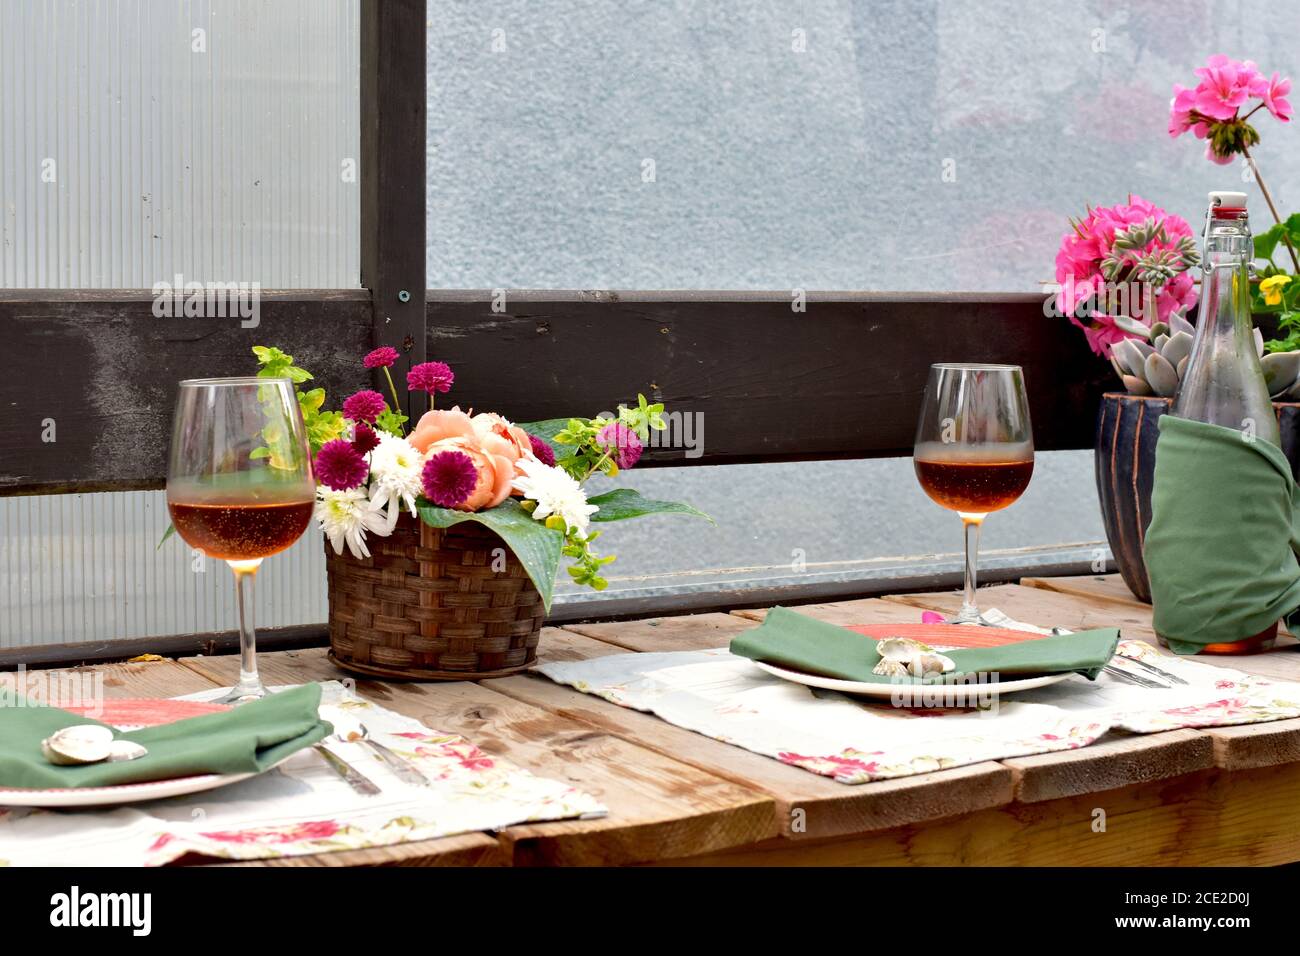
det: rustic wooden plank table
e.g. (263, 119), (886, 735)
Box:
(19, 574), (1300, 866)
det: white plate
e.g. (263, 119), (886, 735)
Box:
(0, 769), (272, 808)
(0, 698), (291, 808)
(752, 661), (1073, 699)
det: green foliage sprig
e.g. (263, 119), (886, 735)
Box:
(252, 346), (344, 456)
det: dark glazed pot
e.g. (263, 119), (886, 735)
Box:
(1095, 392), (1300, 603)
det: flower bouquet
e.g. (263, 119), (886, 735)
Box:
(254, 344), (709, 679)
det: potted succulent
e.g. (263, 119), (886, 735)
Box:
(1053, 56), (1300, 602)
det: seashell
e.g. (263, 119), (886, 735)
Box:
(872, 637), (956, 678)
(41, 724), (115, 766)
(106, 740), (148, 762)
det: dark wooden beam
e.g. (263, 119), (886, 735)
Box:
(428, 291), (1118, 464)
(360, 0), (428, 416)
(0, 290), (1124, 492)
(0, 290), (371, 495)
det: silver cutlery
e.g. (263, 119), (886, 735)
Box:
(1118, 655), (1189, 685)
(344, 724), (431, 788)
(313, 744), (381, 795)
(1103, 661), (1170, 689)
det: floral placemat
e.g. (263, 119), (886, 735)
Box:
(0, 681), (605, 865)
(537, 611), (1300, 785)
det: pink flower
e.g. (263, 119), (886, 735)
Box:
(1167, 84), (1198, 138)
(1193, 54), (1260, 120)
(363, 346), (400, 369)
(421, 449), (479, 508)
(341, 389), (387, 424)
(201, 820), (342, 845)
(596, 422), (643, 470)
(315, 439), (369, 491)
(1053, 195), (1198, 356)
(408, 406), (477, 454)
(408, 361), (454, 395)
(1263, 71), (1293, 122)
(1205, 142), (1236, 165)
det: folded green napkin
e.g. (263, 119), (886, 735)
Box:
(729, 606), (1119, 684)
(1145, 416), (1300, 654)
(0, 683), (332, 790)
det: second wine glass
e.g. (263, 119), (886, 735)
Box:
(913, 364), (1034, 624)
(166, 377), (315, 703)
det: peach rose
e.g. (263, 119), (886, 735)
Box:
(408, 406), (476, 454)
(471, 412), (534, 473)
(425, 436), (514, 511)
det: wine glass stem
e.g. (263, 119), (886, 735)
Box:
(229, 559), (265, 698)
(956, 513), (986, 623)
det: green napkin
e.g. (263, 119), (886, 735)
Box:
(0, 683), (332, 789)
(729, 606), (1119, 684)
(1145, 416), (1300, 654)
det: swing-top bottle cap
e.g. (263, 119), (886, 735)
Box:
(1209, 191), (1248, 218)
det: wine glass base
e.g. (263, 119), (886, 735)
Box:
(948, 606), (986, 626)
(215, 682), (269, 705)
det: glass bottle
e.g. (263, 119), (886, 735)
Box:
(1166, 190), (1278, 653)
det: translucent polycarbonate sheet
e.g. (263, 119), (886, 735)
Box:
(0, 0), (360, 289)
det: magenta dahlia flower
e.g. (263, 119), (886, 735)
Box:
(315, 439), (369, 491)
(342, 389), (388, 424)
(352, 422), (380, 455)
(528, 433), (557, 467)
(421, 449), (478, 508)
(363, 346), (400, 369)
(407, 361), (454, 395)
(596, 422), (643, 470)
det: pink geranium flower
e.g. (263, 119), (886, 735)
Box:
(1193, 54), (1260, 120)
(1053, 196), (1198, 357)
(1263, 71), (1293, 121)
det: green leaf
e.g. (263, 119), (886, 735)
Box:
(586, 488), (713, 524)
(415, 498), (565, 611)
(516, 418), (578, 461)
(156, 522), (177, 550)
(1255, 223), (1285, 263)
(375, 408), (408, 435)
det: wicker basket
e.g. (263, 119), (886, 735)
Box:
(323, 512), (546, 680)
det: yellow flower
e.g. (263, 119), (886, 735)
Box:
(1261, 274), (1292, 306)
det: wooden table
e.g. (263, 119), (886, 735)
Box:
(13, 574), (1300, 866)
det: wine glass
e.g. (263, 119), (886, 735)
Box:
(913, 364), (1034, 624)
(166, 378), (315, 703)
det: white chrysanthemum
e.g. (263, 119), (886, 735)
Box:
(512, 457), (599, 536)
(316, 486), (394, 560)
(368, 431), (426, 522)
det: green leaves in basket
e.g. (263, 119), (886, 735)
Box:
(516, 418), (578, 462)
(416, 497), (565, 612)
(587, 488), (713, 524)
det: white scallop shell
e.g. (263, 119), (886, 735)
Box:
(106, 740), (148, 762)
(41, 724), (115, 765)
(872, 637), (956, 678)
